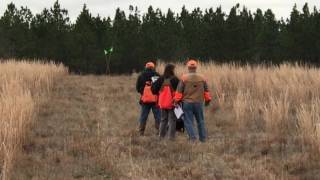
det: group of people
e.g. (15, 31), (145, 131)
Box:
(136, 60), (212, 142)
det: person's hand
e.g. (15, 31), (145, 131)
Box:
(205, 100), (211, 107)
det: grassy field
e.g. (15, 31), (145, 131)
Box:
(0, 61), (67, 179)
(2, 61), (320, 179)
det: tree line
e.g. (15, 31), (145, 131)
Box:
(0, 1), (319, 74)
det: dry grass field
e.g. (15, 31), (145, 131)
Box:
(2, 61), (320, 179)
(0, 61), (67, 179)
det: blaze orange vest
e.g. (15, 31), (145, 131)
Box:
(158, 78), (174, 109)
(141, 81), (158, 103)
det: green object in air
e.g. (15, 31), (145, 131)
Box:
(104, 47), (114, 55)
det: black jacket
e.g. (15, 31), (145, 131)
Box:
(151, 75), (180, 95)
(136, 69), (160, 95)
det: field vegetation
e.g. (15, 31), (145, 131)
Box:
(0, 60), (67, 179)
(1, 61), (320, 179)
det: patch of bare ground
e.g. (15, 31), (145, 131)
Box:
(12, 74), (320, 180)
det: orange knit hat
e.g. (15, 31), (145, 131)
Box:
(145, 62), (155, 69)
(187, 59), (198, 68)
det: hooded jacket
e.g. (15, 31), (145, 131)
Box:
(136, 68), (160, 95)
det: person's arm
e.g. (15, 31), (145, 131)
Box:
(174, 80), (185, 103)
(136, 74), (144, 95)
(171, 76), (180, 91)
(203, 80), (212, 103)
(151, 77), (164, 95)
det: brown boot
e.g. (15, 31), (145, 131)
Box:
(139, 123), (146, 136)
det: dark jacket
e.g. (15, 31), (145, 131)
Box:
(136, 69), (160, 95)
(151, 75), (180, 95)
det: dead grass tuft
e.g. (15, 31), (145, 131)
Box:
(5, 62), (320, 179)
(0, 60), (67, 179)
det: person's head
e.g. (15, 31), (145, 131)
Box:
(145, 62), (155, 70)
(187, 59), (198, 72)
(163, 63), (175, 78)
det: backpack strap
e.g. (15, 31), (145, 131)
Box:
(160, 77), (174, 92)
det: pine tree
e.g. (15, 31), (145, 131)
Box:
(1, 2), (320, 73)
(30, 0), (70, 62)
(225, 4), (241, 60)
(140, 6), (162, 60)
(202, 7), (226, 61)
(71, 4), (101, 73)
(159, 9), (181, 60)
(255, 9), (280, 63)
(0, 3), (33, 58)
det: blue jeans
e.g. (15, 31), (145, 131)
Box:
(183, 102), (206, 142)
(139, 103), (161, 130)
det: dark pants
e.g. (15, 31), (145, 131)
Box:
(159, 109), (176, 140)
(138, 103), (160, 135)
(183, 102), (207, 142)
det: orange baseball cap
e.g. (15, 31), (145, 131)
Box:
(145, 62), (155, 69)
(187, 59), (198, 68)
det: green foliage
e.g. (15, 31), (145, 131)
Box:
(0, 1), (319, 74)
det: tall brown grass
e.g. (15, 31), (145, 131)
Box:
(159, 62), (320, 156)
(0, 60), (67, 179)
(89, 62), (320, 179)
(297, 98), (320, 157)
(3, 61), (320, 179)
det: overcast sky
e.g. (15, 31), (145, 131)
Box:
(1, 0), (318, 21)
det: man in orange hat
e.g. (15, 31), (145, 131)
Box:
(174, 59), (212, 142)
(136, 61), (160, 135)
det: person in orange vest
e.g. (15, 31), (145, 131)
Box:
(136, 62), (160, 135)
(174, 60), (212, 142)
(151, 64), (180, 140)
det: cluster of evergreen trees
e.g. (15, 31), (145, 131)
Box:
(0, 1), (319, 74)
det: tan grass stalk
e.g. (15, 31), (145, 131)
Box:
(297, 98), (320, 158)
(0, 60), (67, 179)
